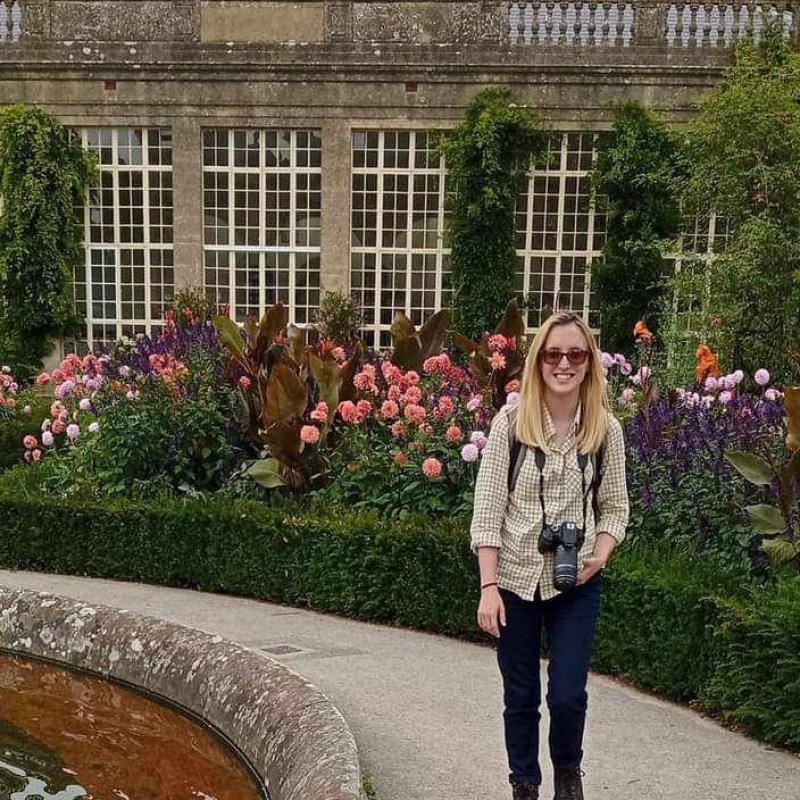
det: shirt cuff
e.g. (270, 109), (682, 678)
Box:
(595, 520), (627, 544)
(470, 532), (503, 553)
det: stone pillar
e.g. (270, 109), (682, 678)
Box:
(632, 3), (667, 48)
(319, 118), (351, 293)
(171, 116), (203, 289)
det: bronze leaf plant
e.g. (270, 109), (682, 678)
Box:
(214, 303), (362, 491)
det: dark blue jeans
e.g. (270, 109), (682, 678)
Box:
(497, 574), (602, 786)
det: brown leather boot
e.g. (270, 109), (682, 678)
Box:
(553, 766), (584, 800)
(512, 781), (539, 800)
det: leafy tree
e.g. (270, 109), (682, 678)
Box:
(0, 104), (96, 375)
(440, 87), (546, 340)
(591, 101), (682, 354)
(677, 28), (800, 382)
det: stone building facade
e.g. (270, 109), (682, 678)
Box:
(1, 0), (796, 349)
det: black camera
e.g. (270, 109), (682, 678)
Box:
(538, 522), (585, 592)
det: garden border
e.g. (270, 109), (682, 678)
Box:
(0, 489), (798, 753)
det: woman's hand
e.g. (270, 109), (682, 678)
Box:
(576, 555), (606, 586)
(477, 586), (506, 637)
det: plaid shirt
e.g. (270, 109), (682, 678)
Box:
(470, 404), (629, 601)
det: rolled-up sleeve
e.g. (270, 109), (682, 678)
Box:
(595, 415), (629, 543)
(470, 408), (511, 552)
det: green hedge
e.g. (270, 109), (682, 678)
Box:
(0, 481), (798, 751)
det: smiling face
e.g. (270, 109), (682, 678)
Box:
(539, 322), (591, 404)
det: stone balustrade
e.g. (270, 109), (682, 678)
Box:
(3, 0), (797, 49)
(0, 0), (22, 42)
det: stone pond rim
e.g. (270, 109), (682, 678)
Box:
(0, 586), (365, 800)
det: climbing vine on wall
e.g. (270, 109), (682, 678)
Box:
(0, 103), (96, 373)
(440, 87), (546, 341)
(590, 101), (682, 354)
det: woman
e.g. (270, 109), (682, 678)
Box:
(471, 312), (629, 800)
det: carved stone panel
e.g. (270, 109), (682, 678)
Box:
(351, 2), (497, 44)
(326, 1), (352, 42)
(22, 0), (49, 37)
(50, 0), (198, 41)
(634, 4), (663, 44)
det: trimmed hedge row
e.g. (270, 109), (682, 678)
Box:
(0, 486), (798, 751)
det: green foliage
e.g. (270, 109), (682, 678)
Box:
(314, 422), (478, 520)
(440, 87), (546, 340)
(43, 352), (244, 499)
(724, 387), (800, 569)
(313, 290), (363, 343)
(677, 32), (800, 382)
(701, 580), (800, 748)
(361, 774), (379, 800)
(591, 102), (682, 353)
(170, 285), (211, 327)
(628, 466), (760, 576)
(1, 484), (799, 751)
(0, 104), (96, 370)
(0, 398), (48, 473)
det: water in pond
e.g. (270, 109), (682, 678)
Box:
(0, 653), (265, 800)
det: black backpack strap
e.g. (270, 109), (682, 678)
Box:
(507, 407), (525, 494)
(507, 407), (546, 495)
(591, 440), (606, 521)
(508, 436), (526, 494)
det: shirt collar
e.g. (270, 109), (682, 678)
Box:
(542, 403), (582, 446)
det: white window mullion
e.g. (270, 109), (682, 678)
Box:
(374, 132), (386, 340)
(259, 134), (266, 319)
(227, 132), (237, 320)
(524, 172), (535, 318)
(584, 141), (599, 322)
(405, 134), (415, 319)
(141, 129), (153, 330)
(289, 135), (298, 324)
(554, 133), (569, 314)
(435, 139), (447, 312)
(111, 129), (123, 340)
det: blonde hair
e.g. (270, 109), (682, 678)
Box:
(516, 312), (609, 453)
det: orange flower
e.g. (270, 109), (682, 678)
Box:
(695, 344), (720, 382)
(633, 321), (653, 343)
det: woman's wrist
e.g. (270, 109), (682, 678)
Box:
(481, 581), (499, 591)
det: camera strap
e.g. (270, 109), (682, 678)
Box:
(506, 407), (593, 529)
(532, 448), (590, 531)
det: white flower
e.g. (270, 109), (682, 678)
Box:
(88, 422), (100, 433)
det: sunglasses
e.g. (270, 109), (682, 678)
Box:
(539, 348), (591, 366)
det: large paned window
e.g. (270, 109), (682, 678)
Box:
(202, 129), (322, 325)
(350, 131), (450, 349)
(514, 132), (605, 333)
(74, 128), (174, 350)
(666, 212), (731, 333)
